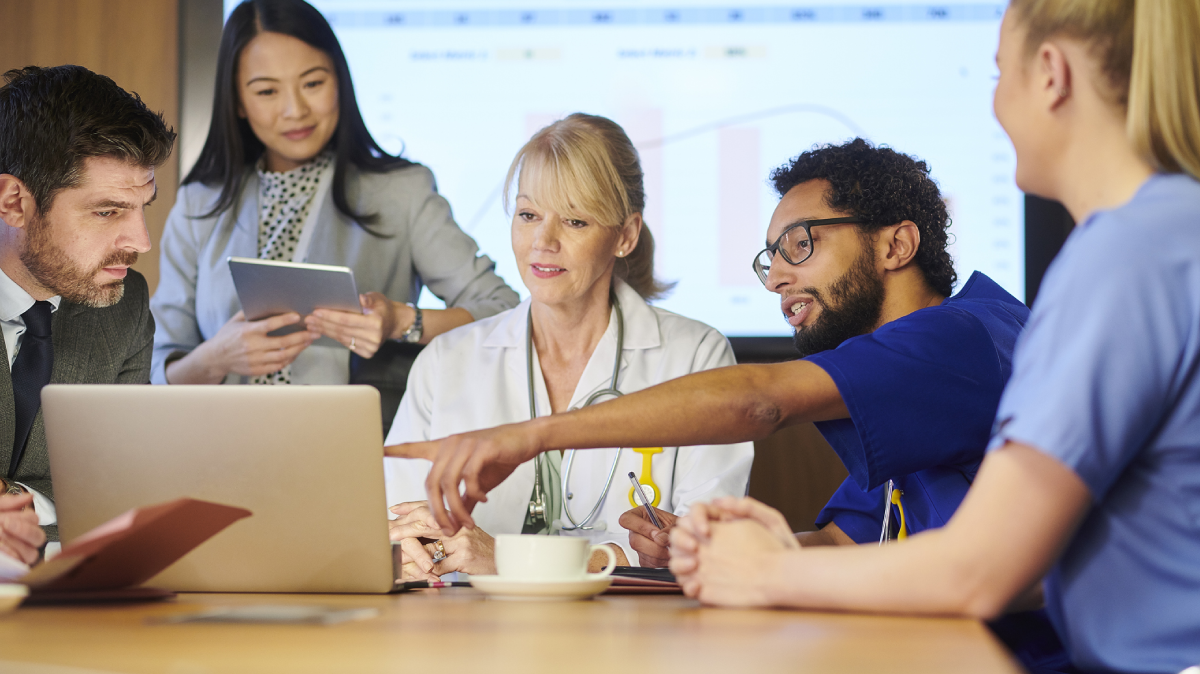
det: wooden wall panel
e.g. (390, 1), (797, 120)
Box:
(748, 423), (849, 532)
(0, 0), (179, 293)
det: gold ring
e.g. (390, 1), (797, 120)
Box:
(431, 539), (447, 564)
(350, 337), (356, 351)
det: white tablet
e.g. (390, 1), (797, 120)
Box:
(227, 257), (362, 348)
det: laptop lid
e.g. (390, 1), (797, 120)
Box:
(43, 385), (394, 593)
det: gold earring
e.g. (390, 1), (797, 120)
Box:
(617, 250), (624, 257)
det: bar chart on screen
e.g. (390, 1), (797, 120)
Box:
(230, 1), (1023, 336)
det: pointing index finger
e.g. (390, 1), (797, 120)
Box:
(424, 449), (453, 534)
(386, 441), (436, 460)
(439, 447), (476, 533)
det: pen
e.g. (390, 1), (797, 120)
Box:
(628, 471), (664, 529)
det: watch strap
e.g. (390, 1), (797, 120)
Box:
(401, 305), (423, 343)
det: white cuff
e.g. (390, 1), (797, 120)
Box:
(15, 483), (56, 526)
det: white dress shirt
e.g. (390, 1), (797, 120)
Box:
(0, 265), (60, 526)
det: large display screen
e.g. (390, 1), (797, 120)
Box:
(224, 0), (1022, 336)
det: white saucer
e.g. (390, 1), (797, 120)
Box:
(0, 583), (28, 613)
(468, 575), (612, 601)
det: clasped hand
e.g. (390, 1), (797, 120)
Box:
(388, 501), (496, 582)
(668, 497), (799, 607)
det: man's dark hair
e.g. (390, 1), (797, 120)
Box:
(770, 138), (957, 297)
(0, 65), (176, 214)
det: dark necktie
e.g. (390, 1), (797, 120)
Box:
(9, 301), (54, 476)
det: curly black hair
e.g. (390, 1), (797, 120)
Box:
(769, 138), (956, 297)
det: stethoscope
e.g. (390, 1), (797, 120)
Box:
(526, 293), (626, 532)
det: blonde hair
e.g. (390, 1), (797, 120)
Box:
(1009, 0), (1200, 180)
(504, 113), (674, 300)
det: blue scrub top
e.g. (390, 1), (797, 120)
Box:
(807, 271), (1029, 543)
(806, 273), (1075, 674)
(991, 173), (1200, 674)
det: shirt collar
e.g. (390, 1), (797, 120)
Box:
(255, 149), (334, 180)
(949, 271), (1023, 307)
(0, 265), (61, 323)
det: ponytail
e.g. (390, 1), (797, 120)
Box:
(1128, 0), (1200, 180)
(1010, 0), (1200, 180)
(616, 223), (673, 301)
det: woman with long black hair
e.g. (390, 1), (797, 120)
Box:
(151, 0), (517, 387)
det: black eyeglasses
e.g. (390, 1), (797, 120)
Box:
(751, 217), (863, 286)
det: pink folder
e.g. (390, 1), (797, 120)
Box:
(20, 497), (251, 600)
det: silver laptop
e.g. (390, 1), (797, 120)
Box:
(43, 385), (394, 593)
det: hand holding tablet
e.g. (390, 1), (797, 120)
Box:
(228, 257), (364, 351)
(306, 291), (414, 358)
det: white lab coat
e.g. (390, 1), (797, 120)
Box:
(384, 279), (754, 562)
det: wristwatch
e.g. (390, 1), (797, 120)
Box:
(399, 304), (423, 343)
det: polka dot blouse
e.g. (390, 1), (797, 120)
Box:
(250, 151), (333, 385)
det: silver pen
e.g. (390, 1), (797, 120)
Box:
(627, 471), (663, 529)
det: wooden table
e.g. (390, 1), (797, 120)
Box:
(0, 590), (1024, 674)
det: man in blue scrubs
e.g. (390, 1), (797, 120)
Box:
(744, 141), (1064, 673)
(763, 143), (1028, 550)
(620, 138), (1032, 555)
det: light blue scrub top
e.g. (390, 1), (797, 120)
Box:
(991, 173), (1200, 674)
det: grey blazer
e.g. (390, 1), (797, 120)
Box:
(150, 163), (519, 385)
(0, 270), (154, 541)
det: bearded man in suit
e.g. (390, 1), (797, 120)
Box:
(0, 65), (175, 562)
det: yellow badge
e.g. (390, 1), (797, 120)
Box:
(628, 447), (663, 508)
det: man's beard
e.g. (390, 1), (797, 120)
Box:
(791, 242), (886, 358)
(20, 214), (136, 308)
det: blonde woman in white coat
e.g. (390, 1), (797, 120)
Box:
(385, 114), (753, 580)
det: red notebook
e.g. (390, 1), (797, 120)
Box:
(603, 566), (683, 595)
(20, 497), (251, 601)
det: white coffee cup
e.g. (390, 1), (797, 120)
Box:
(493, 535), (617, 581)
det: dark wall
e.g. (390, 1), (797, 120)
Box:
(1024, 194), (1076, 306)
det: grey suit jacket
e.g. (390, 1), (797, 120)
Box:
(0, 270), (154, 541)
(150, 163), (519, 385)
